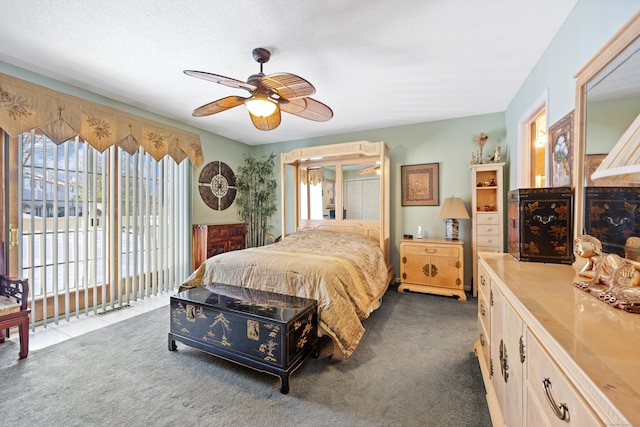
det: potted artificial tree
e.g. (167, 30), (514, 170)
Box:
(235, 153), (277, 247)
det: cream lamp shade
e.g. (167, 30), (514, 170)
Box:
(437, 196), (470, 240)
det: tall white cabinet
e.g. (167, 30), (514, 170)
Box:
(470, 162), (504, 296)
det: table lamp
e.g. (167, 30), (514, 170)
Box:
(437, 196), (470, 240)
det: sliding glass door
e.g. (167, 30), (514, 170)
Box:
(3, 129), (190, 328)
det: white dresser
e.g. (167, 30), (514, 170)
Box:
(474, 253), (640, 426)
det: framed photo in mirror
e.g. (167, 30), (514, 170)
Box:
(585, 154), (607, 187)
(549, 110), (574, 187)
(401, 163), (439, 206)
(324, 179), (335, 209)
(586, 154), (635, 187)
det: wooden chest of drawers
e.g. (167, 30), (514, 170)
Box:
(168, 283), (319, 394)
(398, 239), (465, 301)
(192, 223), (246, 271)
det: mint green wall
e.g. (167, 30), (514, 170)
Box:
(251, 112), (506, 285)
(586, 96), (640, 155)
(504, 0), (640, 190)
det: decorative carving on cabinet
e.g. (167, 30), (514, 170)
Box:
(422, 263), (438, 278)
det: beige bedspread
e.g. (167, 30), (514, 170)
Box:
(180, 230), (390, 359)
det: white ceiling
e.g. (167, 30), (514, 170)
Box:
(0, 0), (578, 146)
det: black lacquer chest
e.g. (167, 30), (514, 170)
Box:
(508, 187), (574, 264)
(585, 186), (640, 257)
(168, 283), (318, 393)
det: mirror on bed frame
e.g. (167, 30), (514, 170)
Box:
(281, 141), (392, 272)
(573, 12), (640, 255)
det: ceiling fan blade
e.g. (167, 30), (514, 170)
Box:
(279, 97), (333, 122)
(249, 107), (282, 131)
(260, 73), (315, 99)
(184, 70), (256, 92)
(192, 96), (247, 117)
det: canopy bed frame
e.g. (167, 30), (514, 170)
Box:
(180, 141), (392, 363)
(280, 140), (393, 281)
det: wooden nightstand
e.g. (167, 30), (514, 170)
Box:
(398, 239), (466, 301)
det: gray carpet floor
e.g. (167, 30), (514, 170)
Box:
(0, 285), (491, 427)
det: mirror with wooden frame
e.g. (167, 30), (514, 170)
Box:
(573, 12), (640, 255)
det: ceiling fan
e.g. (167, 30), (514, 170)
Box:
(358, 162), (381, 175)
(184, 48), (333, 131)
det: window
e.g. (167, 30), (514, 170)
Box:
(518, 91), (548, 188)
(6, 130), (190, 326)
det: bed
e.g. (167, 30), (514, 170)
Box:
(180, 230), (390, 360)
(183, 140), (392, 360)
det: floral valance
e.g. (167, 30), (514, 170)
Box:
(0, 73), (203, 167)
(299, 168), (325, 185)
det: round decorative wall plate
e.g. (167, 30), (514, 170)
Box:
(198, 161), (237, 211)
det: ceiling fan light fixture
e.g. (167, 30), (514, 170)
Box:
(245, 93), (277, 117)
(185, 47), (332, 129)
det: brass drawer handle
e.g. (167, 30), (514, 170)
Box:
(424, 248), (438, 254)
(542, 378), (569, 421)
(480, 303), (486, 317)
(480, 275), (486, 286)
(479, 333), (486, 347)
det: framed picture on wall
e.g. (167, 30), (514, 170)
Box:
(548, 110), (574, 187)
(401, 163), (439, 206)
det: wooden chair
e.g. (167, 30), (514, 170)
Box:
(0, 242), (30, 359)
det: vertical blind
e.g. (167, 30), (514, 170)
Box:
(16, 130), (190, 327)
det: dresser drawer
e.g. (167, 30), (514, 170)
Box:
(476, 233), (501, 247)
(477, 212), (500, 225)
(478, 318), (491, 376)
(478, 263), (491, 295)
(526, 331), (603, 426)
(478, 246), (501, 254)
(402, 243), (459, 258)
(477, 223), (500, 236)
